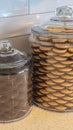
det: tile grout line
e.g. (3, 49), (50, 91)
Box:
(0, 11), (55, 19)
(28, 0), (30, 14)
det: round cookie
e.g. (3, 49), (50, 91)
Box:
(52, 78), (64, 83)
(68, 47), (73, 53)
(51, 70), (64, 76)
(44, 66), (55, 71)
(53, 48), (67, 54)
(55, 106), (66, 111)
(61, 52), (73, 57)
(40, 46), (52, 51)
(61, 82), (72, 87)
(68, 39), (73, 43)
(53, 63), (66, 68)
(52, 38), (67, 43)
(59, 67), (72, 72)
(54, 56), (67, 61)
(38, 36), (51, 41)
(48, 102), (58, 106)
(55, 43), (69, 49)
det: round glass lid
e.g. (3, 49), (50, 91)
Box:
(32, 6), (73, 37)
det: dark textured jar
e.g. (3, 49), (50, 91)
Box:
(0, 40), (32, 123)
(31, 6), (73, 112)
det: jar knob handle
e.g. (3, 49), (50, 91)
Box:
(56, 6), (73, 17)
(0, 40), (14, 54)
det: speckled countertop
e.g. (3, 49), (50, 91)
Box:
(0, 105), (73, 130)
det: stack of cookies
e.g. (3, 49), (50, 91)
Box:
(32, 34), (73, 112)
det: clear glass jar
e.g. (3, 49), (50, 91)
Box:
(31, 6), (73, 112)
(0, 40), (32, 123)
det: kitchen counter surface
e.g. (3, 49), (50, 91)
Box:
(0, 105), (73, 130)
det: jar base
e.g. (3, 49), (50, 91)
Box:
(0, 107), (32, 123)
(33, 101), (73, 113)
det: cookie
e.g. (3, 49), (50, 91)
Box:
(45, 51), (55, 56)
(61, 82), (72, 87)
(68, 47), (73, 53)
(39, 76), (49, 80)
(47, 28), (65, 33)
(47, 73), (58, 79)
(40, 89), (48, 94)
(56, 99), (67, 104)
(61, 52), (73, 57)
(53, 92), (64, 97)
(33, 55), (40, 60)
(46, 59), (57, 64)
(52, 38), (67, 43)
(32, 43), (39, 48)
(61, 60), (73, 65)
(37, 98), (43, 103)
(39, 83), (47, 87)
(34, 63), (40, 67)
(55, 106), (66, 111)
(46, 80), (56, 85)
(33, 48), (40, 53)
(39, 54), (48, 58)
(54, 56), (67, 61)
(40, 42), (52, 46)
(61, 89), (72, 94)
(55, 43), (69, 49)
(40, 46), (51, 51)
(40, 61), (49, 66)
(42, 97), (49, 102)
(68, 79), (73, 83)
(65, 103), (73, 107)
(59, 67), (72, 72)
(53, 48), (67, 54)
(52, 78), (64, 83)
(42, 103), (49, 107)
(36, 91), (43, 96)
(38, 68), (48, 73)
(49, 102), (58, 106)
(38, 36), (51, 41)
(44, 66), (55, 71)
(52, 86), (64, 90)
(53, 63), (66, 68)
(61, 75), (73, 80)
(46, 87), (56, 92)
(68, 39), (73, 43)
(51, 70), (64, 76)
(68, 86), (73, 90)
(47, 94), (57, 99)
(63, 96), (73, 101)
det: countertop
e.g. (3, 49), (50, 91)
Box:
(0, 105), (73, 130)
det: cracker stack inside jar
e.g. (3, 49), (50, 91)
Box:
(31, 6), (73, 112)
(0, 40), (32, 123)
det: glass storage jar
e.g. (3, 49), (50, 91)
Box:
(0, 40), (32, 123)
(31, 6), (73, 112)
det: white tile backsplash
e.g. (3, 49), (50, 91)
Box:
(30, 0), (57, 14)
(0, 0), (28, 17)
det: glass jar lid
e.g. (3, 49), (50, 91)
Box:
(0, 40), (29, 69)
(32, 6), (73, 38)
